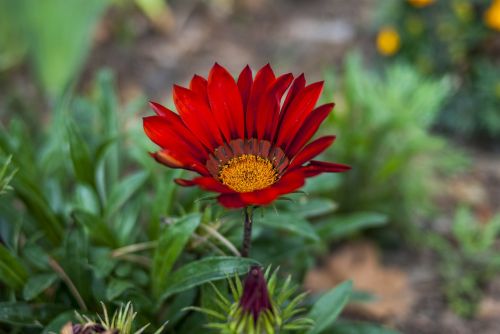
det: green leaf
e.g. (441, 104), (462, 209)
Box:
(0, 302), (64, 326)
(285, 198), (337, 218)
(72, 209), (118, 248)
(106, 279), (135, 301)
(316, 212), (387, 241)
(152, 213), (201, 295)
(23, 273), (58, 301)
(105, 171), (148, 218)
(307, 280), (353, 334)
(42, 311), (76, 334)
(159, 256), (259, 303)
(255, 212), (320, 242)
(12, 174), (63, 245)
(67, 121), (95, 187)
(0, 244), (28, 290)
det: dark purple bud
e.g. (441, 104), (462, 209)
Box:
(240, 266), (272, 321)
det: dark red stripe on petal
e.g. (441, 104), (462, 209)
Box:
(208, 63), (245, 140)
(280, 73), (306, 120)
(286, 103), (334, 157)
(275, 81), (324, 150)
(247, 64), (276, 138)
(173, 85), (223, 150)
(237, 65), (253, 113)
(267, 73), (294, 140)
(287, 135), (335, 170)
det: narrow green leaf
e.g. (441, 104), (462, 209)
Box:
(0, 302), (64, 326)
(106, 279), (135, 301)
(0, 244), (28, 290)
(307, 281), (353, 334)
(316, 212), (387, 241)
(67, 121), (95, 187)
(159, 257), (259, 303)
(105, 171), (148, 218)
(72, 209), (118, 248)
(23, 273), (58, 301)
(152, 213), (201, 295)
(255, 212), (320, 241)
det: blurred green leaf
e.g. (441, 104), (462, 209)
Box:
(159, 257), (259, 303)
(106, 279), (135, 301)
(23, 0), (111, 98)
(23, 273), (58, 301)
(0, 244), (28, 290)
(152, 213), (201, 295)
(307, 280), (353, 334)
(255, 212), (320, 242)
(316, 212), (388, 241)
(0, 302), (64, 326)
(72, 210), (118, 248)
(105, 171), (148, 218)
(67, 121), (96, 187)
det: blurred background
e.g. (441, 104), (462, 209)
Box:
(1, 0), (500, 333)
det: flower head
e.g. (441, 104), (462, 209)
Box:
(407, 0), (435, 8)
(376, 26), (401, 56)
(144, 63), (350, 208)
(485, 0), (500, 31)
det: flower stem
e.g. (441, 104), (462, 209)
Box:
(241, 207), (253, 257)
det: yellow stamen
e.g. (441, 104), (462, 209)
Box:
(219, 154), (277, 193)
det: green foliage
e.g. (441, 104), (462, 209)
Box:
(376, 0), (500, 139)
(0, 155), (16, 196)
(424, 207), (500, 318)
(187, 267), (345, 334)
(324, 53), (465, 227)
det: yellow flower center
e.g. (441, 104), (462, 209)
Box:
(219, 154), (278, 193)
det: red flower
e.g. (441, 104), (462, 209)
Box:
(143, 63), (350, 208)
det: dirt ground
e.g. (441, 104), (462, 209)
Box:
(80, 0), (500, 332)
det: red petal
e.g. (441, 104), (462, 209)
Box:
(285, 103), (334, 156)
(208, 63), (245, 140)
(302, 160), (351, 177)
(237, 65), (253, 112)
(149, 101), (174, 118)
(246, 64), (276, 138)
(143, 115), (206, 161)
(287, 135), (335, 170)
(281, 73), (305, 117)
(275, 81), (324, 150)
(218, 193), (247, 208)
(173, 85), (223, 150)
(154, 150), (209, 175)
(267, 73), (294, 140)
(175, 176), (233, 193)
(189, 74), (209, 104)
(239, 170), (305, 206)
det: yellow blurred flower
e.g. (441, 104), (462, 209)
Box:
(377, 27), (401, 56)
(407, 0), (436, 8)
(484, 0), (500, 31)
